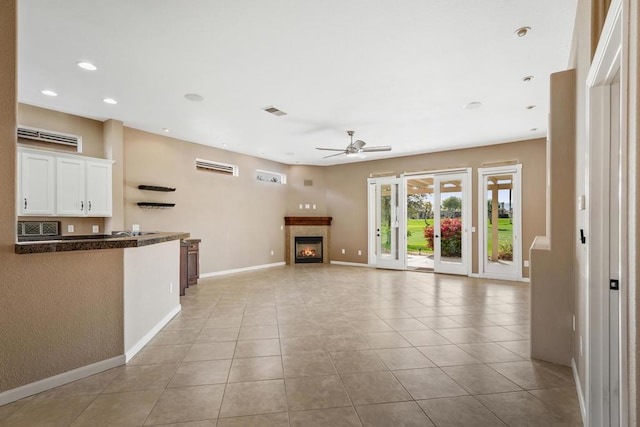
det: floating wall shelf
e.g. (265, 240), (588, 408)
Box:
(138, 185), (176, 192)
(137, 202), (175, 209)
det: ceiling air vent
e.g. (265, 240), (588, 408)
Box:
(17, 125), (82, 150)
(263, 106), (287, 116)
(195, 158), (239, 176)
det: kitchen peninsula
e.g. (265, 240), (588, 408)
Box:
(6, 231), (188, 405)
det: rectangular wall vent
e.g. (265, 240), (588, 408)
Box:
(17, 125), (82, 149)
(195, 158), (239, 176)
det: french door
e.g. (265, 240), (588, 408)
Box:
(371, 178), (405, 270)
(477, 165), (522, 280)
(432, 172), (470, 275)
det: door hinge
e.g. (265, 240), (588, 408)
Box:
(610, 279), (619, 291)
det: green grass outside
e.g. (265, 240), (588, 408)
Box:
(487, 217), (513, 254)
(407, 218), (432, 253)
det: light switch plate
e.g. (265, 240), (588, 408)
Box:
(67, 225), (74, 233)
(132, 224), (140, 232)
(92, 225), (99, 233)
(305, 204), (310, 209)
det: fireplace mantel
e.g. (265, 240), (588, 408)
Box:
(284, 217), (332, 226)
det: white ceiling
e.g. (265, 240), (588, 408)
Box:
(17, 0), (578, 166)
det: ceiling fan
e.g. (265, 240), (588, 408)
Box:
(316, 131), (392, 159)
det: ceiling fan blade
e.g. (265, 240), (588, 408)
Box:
(323, 152), (347, 158)
(316, 147), (347, 151)
(361, 146), (392, 152)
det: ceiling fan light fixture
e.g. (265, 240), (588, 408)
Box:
(514, 26), (531, 37)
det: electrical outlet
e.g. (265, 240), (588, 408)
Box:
(270, 250), (274, 256)
(170, 282), (173, 293)
(471, 226), (476, 232)
(280, 225), (284, 230)
(299, 204), (303, 209)
(132, 224), (140, 232)
(572, 315), (576, 331)
(341, 248), (345, 254)
(305, 204), (310, 209)
(358, 250), (362, 256)
(67, 224), (74, 233)
(92, 225), (99, 233)
(523, 260), (529, 267)
(312, 204), (317, 209)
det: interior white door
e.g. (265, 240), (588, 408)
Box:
(478, 165), (522, 280)
(433, 173), (469, 275)
(375, 178), (405, 270)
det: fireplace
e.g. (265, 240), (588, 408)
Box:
(295, 236), (323, 263)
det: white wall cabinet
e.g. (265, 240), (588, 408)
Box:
(18, 147), (113, 217)
(19, 150), (55, 215)
(85, 161), (112, 217)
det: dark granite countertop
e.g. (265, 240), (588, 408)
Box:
(15, 232), (190, 254)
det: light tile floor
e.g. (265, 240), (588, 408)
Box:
(0, 265), (583, 426)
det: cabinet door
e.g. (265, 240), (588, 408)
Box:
(56, 157), (86, 216)
(19, 151), (55, 215)
(86, 161), (112, 217)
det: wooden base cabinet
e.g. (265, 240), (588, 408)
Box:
(180, 239), (200, 296)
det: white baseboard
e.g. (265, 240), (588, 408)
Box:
(471, 272), (530, 283)
(200, 262), (285, 278)
(125, 305), (181, 362)
(329, 261), (374, 268)
(0, 355), (125, 406)
(571, 358), (587, 426)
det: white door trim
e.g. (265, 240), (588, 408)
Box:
(477, 164), (523, 281)
(584, 0), (629, 424)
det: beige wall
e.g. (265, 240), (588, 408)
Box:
(530, 69), (576, 366)
(122, 127), (289, 273)
(0, 2), (124, 394)
(570, 0), (593, 402)
(323, 139), (547, 276)
(286, 165), (329, 215)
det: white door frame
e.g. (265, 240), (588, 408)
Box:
(477, 164), (523, 281)
(585, 0), (629, 424)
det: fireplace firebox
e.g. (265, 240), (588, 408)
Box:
(295, 236), (323, 263)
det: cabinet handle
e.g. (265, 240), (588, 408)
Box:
(24, 198), (27, 210)
(88, 201), (92, 211)
(81, 201), (84, 211)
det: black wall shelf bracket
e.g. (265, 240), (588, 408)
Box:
(137, 202), (175, 209)
(138, 185), (176, 192)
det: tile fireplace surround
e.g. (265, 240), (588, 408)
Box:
(284, 217), (332, 265)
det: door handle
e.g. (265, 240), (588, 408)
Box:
(81, 201), (84, 211)
(24, 198), (27, 210)
(376, 228), (380, 237)
(435, 235), (440, 238)
(88, 201), (92, 211)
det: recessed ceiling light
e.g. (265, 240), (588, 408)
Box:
(514, 26), (531, 37)
(522, 75), (534, 82)
(184, 93), (204, 102)
(102, 98), (117, 105)
(77, 61), (97, 71)
(526, 105), (536, 110)
(464, 101), (482, 110)
(41, 89), (58, 97)
(162, 128), (170, 132)
(222, 143), (227, 147)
